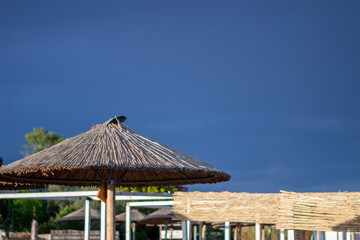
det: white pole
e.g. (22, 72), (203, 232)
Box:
(225, 222), (231, 240)
(126, 203), (131, 240)
(280, 229), (285, 240)
(182, 221), (187, 240)
(346, 232), (351, 240)
(101, 201), (106, 240)
(186, 220), (191, 240)
(255, 223), (261, 240)
(84, 199), (91, 240)
(288, 230), (295, 240)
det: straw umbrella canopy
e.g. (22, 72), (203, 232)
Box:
(139, 208), (186, 225)
(0, 116), (230, 240)
(59, 207), (101, 222)
(116, 209), (146, 223)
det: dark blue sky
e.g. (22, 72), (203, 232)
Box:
(1, 1), (360, 193)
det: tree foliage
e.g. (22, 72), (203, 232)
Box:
(22, 128), (64, 156)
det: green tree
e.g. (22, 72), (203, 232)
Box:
(22, 128), (64, 156)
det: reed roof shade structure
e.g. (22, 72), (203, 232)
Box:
(0, 116), (230, 240)
(116, 209), (146, 223)
(277, 191), (360, 232)
(0, 116), (230, 186)
(174, 191), (279, 224)
(59, 207), (101, 222)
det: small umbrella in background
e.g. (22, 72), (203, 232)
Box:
(140, 208), (187, 240)
(0, 116), (231, 240)
(59, 207), (101, 222)
(116, 209), (146, 240)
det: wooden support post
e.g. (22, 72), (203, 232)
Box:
(199, 223), (204, 240)
(107, 184), (115, 240)
(225, 222), (231, 240)
(84, 199), (91, 240)
(255, 224), (261, 240)
(132, 223), (136, 240)
(194, 225), (197, 240)
(201, 223), (206, 240)
(101, 201), (106, 240)
(125, 203), (131, 240)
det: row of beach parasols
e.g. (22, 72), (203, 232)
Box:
(58, 208), (173, 225)
(0, 116), (230, 240)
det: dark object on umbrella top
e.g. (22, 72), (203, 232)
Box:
(59, 207), (101, 222)
(139, 208), (187, 225)
(0, 116), (230, 187)
(116, 209), (146, 223)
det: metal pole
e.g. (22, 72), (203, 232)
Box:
(280, 229), (285, 240)
(125, 203), (131, 240)
(186, 220), (191, 240)
(255, 223), (261, 240)
(84, 199), (91, 240)
(287, 230), (295, 240)
(182, 221), (187, 240)
(225, 222), (231, 240)
(101, 201), (106, 240)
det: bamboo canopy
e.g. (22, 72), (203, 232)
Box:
(277, 191), (360, 232)
(174, 191), (279, 224)
(0, 116), (230, 186)
(116, 209), (146, 223)
(59, 207), (101, 222)
(139, 208), (187, 225)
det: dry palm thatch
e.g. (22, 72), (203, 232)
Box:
(0, 116), (230, 187)
(58, 207), (101, 222)
(277, 191), (360, 232)
(174, 191), (279, 224)
(139, 208), (187, 225)
(116, 209), (146, 223)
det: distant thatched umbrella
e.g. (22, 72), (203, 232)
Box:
(0, 116), (230, 240)
(59, 207), (101, 222)
(139, 208), (186, 225)
(140, 208), (187, 240)
(116, 209), (146, 223)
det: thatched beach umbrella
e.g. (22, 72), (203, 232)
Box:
(140, 208), (187, 240)
(59, 207), (101, 222)
(139, 208), (186, 225)
(0, 116), (230, 240)
(116, 209), (146, 223)
(0, 159), (46, 190)
(116, 209), (146, 240)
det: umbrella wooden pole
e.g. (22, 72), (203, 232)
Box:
(107, 184), (115, 240)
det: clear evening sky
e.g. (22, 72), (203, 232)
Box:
(1, 1), (360, 193)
